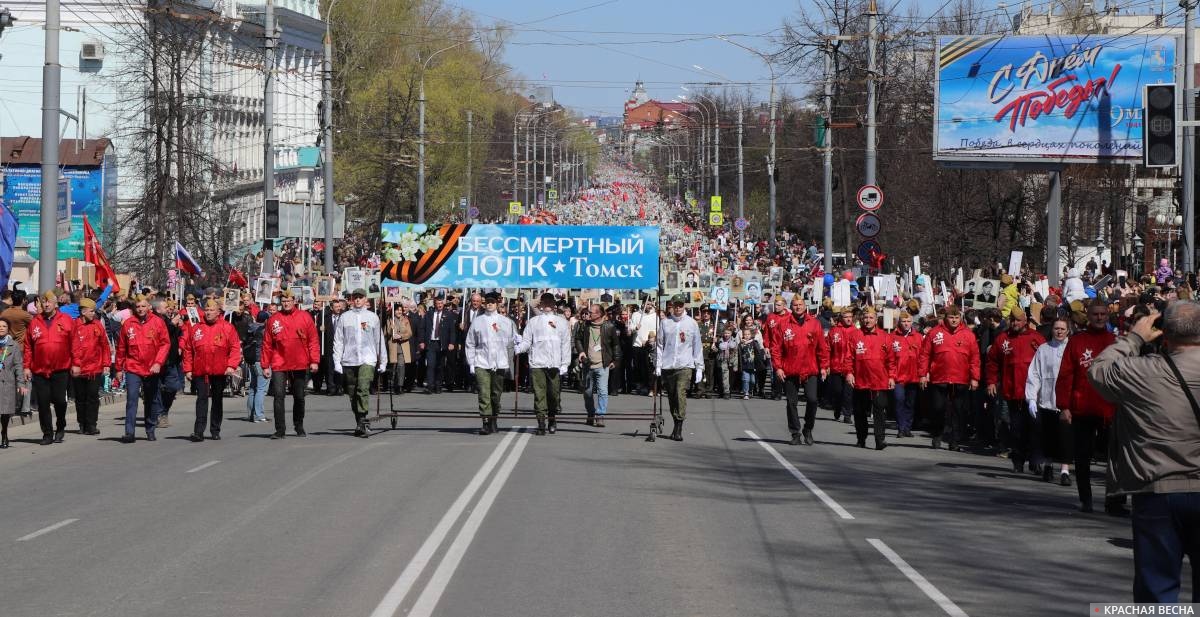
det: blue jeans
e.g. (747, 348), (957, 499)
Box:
(247, 362), (268, 420)
(124, 373), (162, 436)
(1132, 492), (1200, 603)
(583, 366), (609, 417)
(893, 383), (918, 432)
(741, 370), (755, 396)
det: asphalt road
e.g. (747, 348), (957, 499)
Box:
(0, 386), (1176, 617)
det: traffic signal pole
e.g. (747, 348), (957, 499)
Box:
(1183, 0), (1195, 273)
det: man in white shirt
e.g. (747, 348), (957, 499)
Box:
(333, 289), (387, 437)
(466, 292), (517, 435)
(630, 300), (658, 394)
(515, 293), (571, 435)
(655, 295), (704, 441)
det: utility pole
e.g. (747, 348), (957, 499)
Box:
(865, 0), (878, 187)
(321, 11), (335, 275)
(1183, 0), (1196, 272)
(417, 75), (426, 223)
(767, 79), (777, 257)
(512, 113), (519, 214)
(737, 105), (744, 244)
(263, 0), (277, 273)
(823, 39), (835, 277)
(39, 0), (60, 292)
(713, 109), (720, 197)
(466, 109), (472, 222)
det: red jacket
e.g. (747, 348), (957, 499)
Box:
(847, 327), (896, 391)
(827, 323), (855, 374)
(182, 318), (241, 377)
(985, 327), (1045, 401)
(261, 308), (320, 371)
(918, 323), (980, 385)
(117, 314), (170, 376)
(891, 328), (924, 384)
(70, 318), (111, 377)
(769, 312), (829, 379)
(25, 311), (75, 376)
(1055, 328), (1116, 420)
(763, 311), (791, 350)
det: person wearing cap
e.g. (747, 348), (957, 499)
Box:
(262, 289), (320, 439)
(573, 302), (621, 427)
(826, 307), (857, 425)
(465, 293), (516, 435)
(116, 296), (170, 443)
(770, 294), (829, 445)
(847, 307), (897, 450)
(70, 298), (110, 436)
(182, 300), (242, 441)
(333, 288), (386, 437)
(515, 293), (571, 435)
(655, 295), (703, 441)
(25, 291), (77, 445)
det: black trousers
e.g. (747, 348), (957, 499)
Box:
(33, 370), (69, 435)
(1073, 415), (1120, 508)
(72, 374), (102, 432)
(1008, 399), (1039, 468)
(1037, 408), (1073, 464)
(195, 375), (227, 437)
(783, 375), (819, 435)
(825, 372), (854, 419)
(929, 383), (970, 445)
(271, 369), (308, 432)
(425, 346), (443, 392)
(854, 388), (889, 446)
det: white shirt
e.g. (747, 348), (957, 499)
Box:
(656, 314), (704, 372)
(515, 310), (572, 371)
(632, 309), (657, 347)
(465, 311), (516, 371)
(1025, 338), (1067, 413)
(332, 307), (387, 373)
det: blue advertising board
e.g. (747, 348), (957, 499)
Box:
(379, 224), (660, 290)
(2, 156), (115, 259)
(935, 34), (1176, 162)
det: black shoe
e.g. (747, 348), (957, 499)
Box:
(931, 436), (942, 450)
(295, 427), (307, 437)
(146, 433), (157, 442)
(1011, 459), (1023, 474)
(876, 442), (887, 451)
(1104, 503), (1131, 517)
(1042, 465), (1053, 482)
(548, 420), (557, 434)
(358, 424), (369, 438)
(789, 433), (803, 446)
(1029, 464), (1043, 477)
(39, 434), (53, 446)
(1079, 502), (1094, 513)
(585, 416), (595, 426)
(271, 431), (285, 440)
(353, 424), (365, 438)
(670, 420), (683, 441)
(120, 434), (135, 444)
(856, 439), (866, 449)
(802, 429), (814, 446)
(210, 434), (221, 441)
(189, 433), (204, 442)
(0, 437), (7, 448)
(53, 430), (64, 443)
(1060, 472), (1072, 486)
(536, 418), (547, 436)
(479, 418), (493, 436)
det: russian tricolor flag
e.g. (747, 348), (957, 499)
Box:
(175, 241), (204, 277)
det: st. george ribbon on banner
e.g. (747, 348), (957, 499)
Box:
(378, 223), (660, 290)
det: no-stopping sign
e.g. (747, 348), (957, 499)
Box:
(857, 185), (883, 211)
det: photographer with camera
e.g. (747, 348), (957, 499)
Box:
(1088, 301), (1200, 603)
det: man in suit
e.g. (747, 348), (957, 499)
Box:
(421, 296), (456, 394)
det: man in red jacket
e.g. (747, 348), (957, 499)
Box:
(985, 308), (1046, 474)
(25, 291), (76, 445)
(919, 306), (980, 451)
(70, 298), (110, 436)
(262, 290), (320, 439)
(770, 295), (829, 445)
(848, 307), (896, 450)
(826, 307), (856, 424)
(183, 300), (242, 441)
(891, 312), (924, 438)
(763, 296), (790, 400)
(1056, 300), (1124, 514)
(116, 296), (170, 443)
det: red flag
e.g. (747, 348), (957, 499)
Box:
(228, 267), (248, 288)
(638, 204), (646, 219)
(83, 216), (119, 292)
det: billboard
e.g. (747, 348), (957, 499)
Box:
(1, 157), (115, 259)
(934, 34), (1176, 163)
(379, 223), (660, 290)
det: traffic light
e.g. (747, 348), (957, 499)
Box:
(264, 198), (280, 239)
(1143, 83), (1178, 168)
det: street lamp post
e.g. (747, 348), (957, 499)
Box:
(320, 0), (341, 274)
(417, 35), (475, 224)
(717, 36), (777, 257)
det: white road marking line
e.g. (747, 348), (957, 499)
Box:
(407, 429), (533, 617)
(868, 538), (970, 617)
(744, 430), (855, 520)
(368, 428), (522, 617)
(17, 518), (79, 542)
(186, 460), (221, 473)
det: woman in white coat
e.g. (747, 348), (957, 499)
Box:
(1025, 317), (1072, 485)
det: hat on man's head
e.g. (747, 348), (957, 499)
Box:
(41, 291), (57, 303)
(539, 292), (556, 308)
(279, 289), (295, 299)
(204, 299), (221, 311)
(351, 288), (367, 298)
(670, 294), (687, 307)
(78, 298), (96, 310)
(483, 292), (502, 304)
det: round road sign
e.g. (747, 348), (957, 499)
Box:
(856, 239), (882, 264)
(857, 185), (884, 211)
(855, 212), (881, 238)
(468, 206), (480, 218)
(734, 217), (749, 231)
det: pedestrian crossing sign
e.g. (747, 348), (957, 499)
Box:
(709, 212), (724, 226)
(548, 189), (558, 202)
(710, 195), (722, 212)
(508, 201), (523, 215)
(688, 198), (698, 209)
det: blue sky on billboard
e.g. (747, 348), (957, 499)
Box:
(935, 34), (1177, 161)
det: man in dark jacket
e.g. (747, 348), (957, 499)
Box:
(321, 299), (345, 395)
(421, 296), (457, 394)
(572, 303), (622, 426)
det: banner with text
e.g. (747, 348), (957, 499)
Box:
(934, 34), (1176, 163)
(379, 223), (660, 290)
